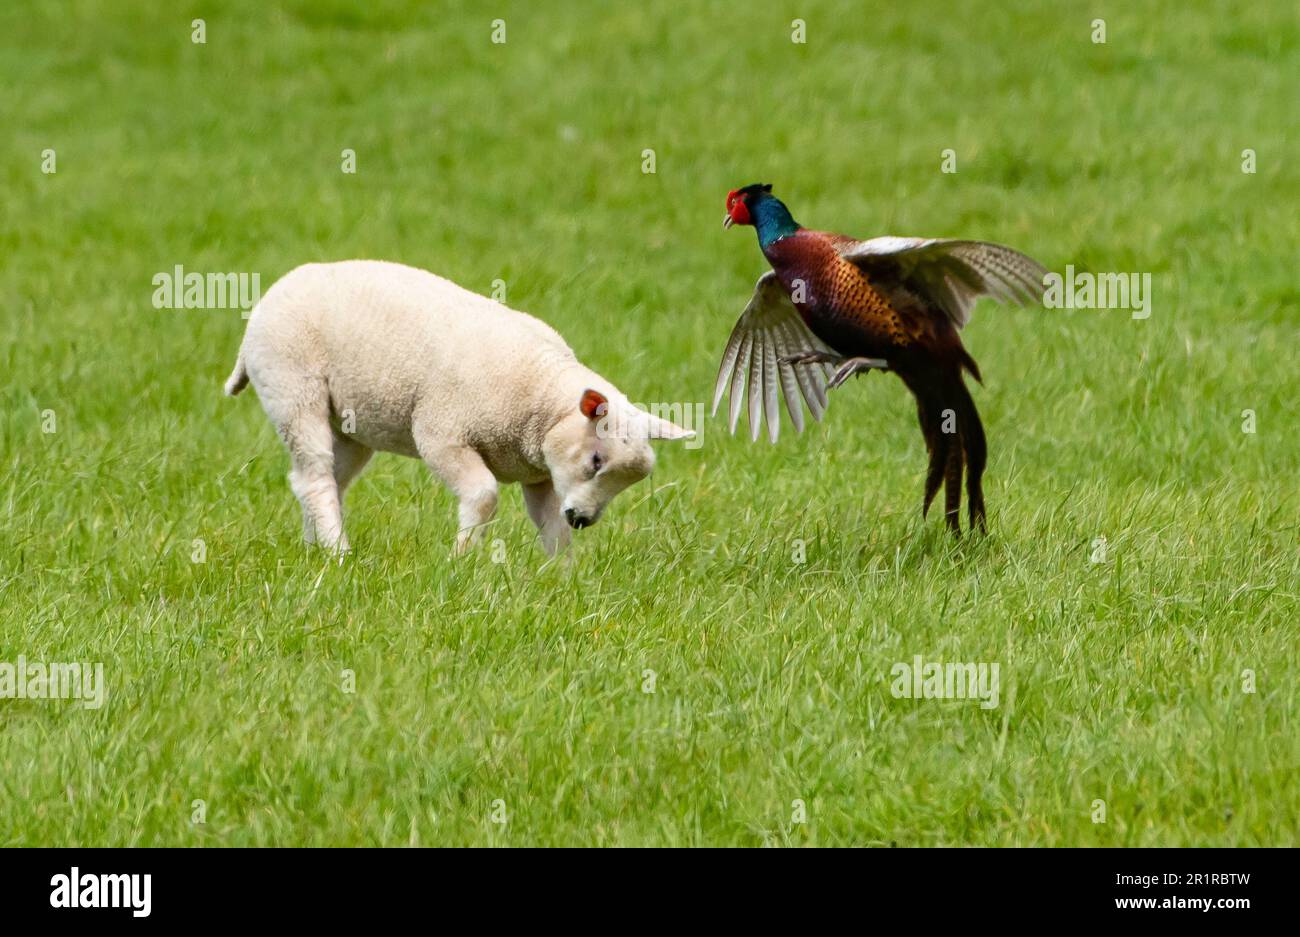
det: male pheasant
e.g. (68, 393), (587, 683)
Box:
(714, 183), (1047, 534)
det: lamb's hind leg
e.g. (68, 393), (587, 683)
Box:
(277, 391), (349, 552)
(325, 431), (373, 544)
(332, 432), (374, 503)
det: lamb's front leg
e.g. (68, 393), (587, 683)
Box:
(418, 443), (499, 555)
(522, 480), (571, 556)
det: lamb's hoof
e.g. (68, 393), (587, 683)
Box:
(320, 540), (351, 561)
(827, 357), (889, 389)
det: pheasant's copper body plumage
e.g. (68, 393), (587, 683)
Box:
(767, 234), (932, 354)
(715, 184), (1047, 534)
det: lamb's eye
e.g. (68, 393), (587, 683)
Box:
(590, 453), (604, 474)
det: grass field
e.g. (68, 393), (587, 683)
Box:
(2, 0), (1296, 846)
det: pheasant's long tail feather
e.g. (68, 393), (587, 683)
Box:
(908, 367), (987, 536)
(942, 426), (965, 533)
(917, 396), (947, 518)
(951, 377), (988, 533)
(958, 345), (983, 385)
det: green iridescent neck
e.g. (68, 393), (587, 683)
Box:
(753, 196), (800, 248)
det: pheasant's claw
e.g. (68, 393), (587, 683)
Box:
(827, 357), (889, 389)
(778, 350), (843, 366)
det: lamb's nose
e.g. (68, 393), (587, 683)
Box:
(564, 508), (589, 529)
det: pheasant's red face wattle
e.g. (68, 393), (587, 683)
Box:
(724, 190), (751, 228)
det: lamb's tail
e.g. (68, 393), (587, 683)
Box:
(224, 350), (249, 396)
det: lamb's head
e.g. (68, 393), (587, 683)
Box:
(543, 388), (694, 530)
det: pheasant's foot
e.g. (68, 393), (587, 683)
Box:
(827, 357), (889, 389)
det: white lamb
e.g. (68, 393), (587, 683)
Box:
(224, 260), (693, 555)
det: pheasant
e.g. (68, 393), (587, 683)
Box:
(714, 183), (1047, 534)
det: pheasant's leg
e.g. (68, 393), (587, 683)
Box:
(827, 357), (890, 389)
(778, 350), (844, 366)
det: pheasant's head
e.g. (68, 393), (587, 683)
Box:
(723, 183), (774, 229)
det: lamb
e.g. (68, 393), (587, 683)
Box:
(224, 260), (693, 555)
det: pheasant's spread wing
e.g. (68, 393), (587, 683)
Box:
(712, 272), (835, 443)
(839, 237), (1047, 329)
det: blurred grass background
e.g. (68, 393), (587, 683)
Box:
(0, 0), (1295, 845)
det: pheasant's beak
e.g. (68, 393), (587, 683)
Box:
(722, 214), (734, 230)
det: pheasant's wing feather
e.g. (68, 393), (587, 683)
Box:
(841, 237), (1047, 329)
(712, 272), (833, 443)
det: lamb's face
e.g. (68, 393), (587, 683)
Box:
(545, 389), (692, 529)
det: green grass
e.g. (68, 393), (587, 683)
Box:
(1, 0), (1296, 846)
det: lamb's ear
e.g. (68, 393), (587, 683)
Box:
(641, 411), (695, 442)
(579, 389), (609, 421)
